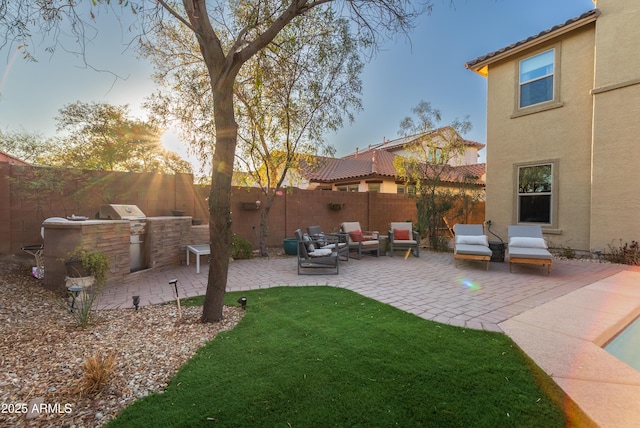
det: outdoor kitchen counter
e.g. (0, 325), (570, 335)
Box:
(42, 219), (131, 293)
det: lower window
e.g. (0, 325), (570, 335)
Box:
(517, 163), (553, 224)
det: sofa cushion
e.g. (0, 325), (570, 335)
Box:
(308, 248), (332, 257)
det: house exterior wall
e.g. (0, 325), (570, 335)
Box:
(484, 25), (596, 252)
(590, 0), (640, 248)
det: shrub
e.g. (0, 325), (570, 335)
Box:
(66, 247), (110, 286)
(80, 352), (116, 396)
(607, 240), (640, 265)
(231, 234), (253, 260)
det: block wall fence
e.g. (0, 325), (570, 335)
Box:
(1, 163), (484, 255)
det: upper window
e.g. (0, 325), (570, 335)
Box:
(517, 163), (552, 224)
(519, 49), (554, 108)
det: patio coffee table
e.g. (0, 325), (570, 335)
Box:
(186, 244), (210, 273)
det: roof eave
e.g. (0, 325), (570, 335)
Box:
(465, 9), (599, 76)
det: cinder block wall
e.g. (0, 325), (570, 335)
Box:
(3, 164), (485, 255)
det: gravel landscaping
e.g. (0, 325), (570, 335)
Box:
(0, 255), (243, 427)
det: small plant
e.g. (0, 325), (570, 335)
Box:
(231, 234), (253, 260)
(79, 352), (116, 396)
(431, 235), (451, 252)
(554, 244), (576, 259)
(66, 247), (110, 286)
(607, 240), (640, 265)
(65, 247), (109, 328)
(67, 286), (98, 329)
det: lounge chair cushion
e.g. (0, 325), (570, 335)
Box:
(509, 246), (553, 260)
(455, 244), (492, 256)
(456, 235), (488, 246)
(508, 237), (547, 249)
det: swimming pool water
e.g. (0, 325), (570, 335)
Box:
(605, 316), (640, 371)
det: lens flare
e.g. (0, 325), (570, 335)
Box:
(458, 276), (481, 291)
(0, 48), (20, 98)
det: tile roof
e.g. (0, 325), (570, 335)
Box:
(344, 127), (484, 157)
(439, 163), (486, 185)
(0, 150), (30, 166)
(303, 149), (398, 182)
(300, 151), (486, 187)
(465, 9), (600, 74)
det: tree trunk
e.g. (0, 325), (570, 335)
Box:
(201, 81), (237, 323)
(258, 194), (274, 257)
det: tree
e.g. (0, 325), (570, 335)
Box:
(46, 101), (192, 174)
(0, 128), (56, 165)
(394, 100), (475, 250)
(1, 1), (433, 323)
(141, 7), (363, 256)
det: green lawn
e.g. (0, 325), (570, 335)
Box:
(107, 286), (589, 427)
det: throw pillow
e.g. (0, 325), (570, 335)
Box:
(348, 230), (364, 242)
(508, 237), (547, 249)
(455, 235), (488, 246)
(394, 228), (411, 240)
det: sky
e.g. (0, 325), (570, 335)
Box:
(0, 0), (596, 169)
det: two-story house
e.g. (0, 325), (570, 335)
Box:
(465, 0), (638, 254)
(295, 127), (486, 194)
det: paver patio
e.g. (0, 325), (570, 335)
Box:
(99, 251), (626, 332)
(97, 251), (640, 427)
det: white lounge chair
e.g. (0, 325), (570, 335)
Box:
(507, 225), (553, 275)
(453, 224), (492, 270)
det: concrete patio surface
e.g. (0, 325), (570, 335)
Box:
(98, 251), (639, 427)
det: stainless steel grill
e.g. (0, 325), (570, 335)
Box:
(99, 204), (147, 272)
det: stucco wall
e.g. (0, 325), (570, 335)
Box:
(590, 0), (640, 249)
(484, 25), (596, 252)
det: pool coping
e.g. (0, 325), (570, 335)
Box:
(499, 270), (640, 428)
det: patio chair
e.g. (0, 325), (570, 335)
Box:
(340, 221), (379, 259)
(307, 226), (349, 261)
(508, 225), (553, 275)
(453, 224), (492, 270)
(294, 229), (339, 275)
(388, 222), (419, 257)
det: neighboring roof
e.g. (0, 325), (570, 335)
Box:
(439, 163), (486, 185)
(300, 150), (486, 187)
(344, 127), (485, 157)
(465, 9), (600, 76)
(0, 150), (30, 166)
(303, 149), (398, 183)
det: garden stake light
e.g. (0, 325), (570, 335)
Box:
(237, 297), (247, 310)
(132, 295), (140, 311)
(68, 285), (83, 312)
(169, 279), (182, 319)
